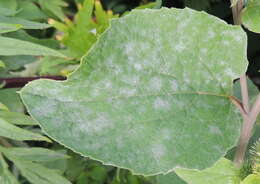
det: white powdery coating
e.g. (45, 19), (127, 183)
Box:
(209, 125), (222, 135)
(32, 100), (57, 118)
(151, 144), (166, 160)
(125, 42), (135, 55)
(77, 112), (114, 134)
(174, 42), (186, 52)
(134, 63), (143, 71)
(153, 97), (170, 110)
(161, 128), (172, 140)
(224, 68), (238, 79)
(119, 88), (137, 96)
(121, 75), (140, 85)
(149, 77), (162, 91)
(170, 80), (178, 91)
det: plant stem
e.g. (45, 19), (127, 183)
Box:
(234, 95), (260, 166)
(230, 0), (260, 167)
(240, 75), (250, 114)
(231, 0), (244, 25)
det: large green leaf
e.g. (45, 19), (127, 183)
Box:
(175, 158), (241, 184)
(0, 36), (65, 57)
(241, 0), (260, 33)
(21, 8), (247, 175)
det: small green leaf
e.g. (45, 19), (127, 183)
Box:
(0, 103), (9, 111)
(0, 88), (23, 113)
(0, 36), (65, 57)
(38, 0), (67, 21)
(241, 0), (260, 33)
(16, 0), (47, 20)
(241, 174), (260, 184)
(0, 147), (69, 162)
(13, 160), (72, 184)
(0, 118), (51, 142)
(0, 111), (37, 125)
(0, 60), (5, 68)
(0, 23), (22, 34)
(0, 15), (50, 29)
(175, 158), (241, 184)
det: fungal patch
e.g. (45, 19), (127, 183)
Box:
(77, 112), (114, 134)
(224, 68), (238, 79)
(170, 80), (178, 91)
(209, 125), (222, 135)
(153, 97), (170, 110)
(149, 77), (162, 91)
(151, 144), (166, 160)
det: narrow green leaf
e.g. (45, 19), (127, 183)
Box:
(76, 0), (94, 29)
(0, 7), (17, 16)
(0, 88), (23, 113)
(38, 0), (67, 21)
(16, 0), (47, 20)
(0, 15), (50, 29)
(0, 55), (36, 71)
(0, 23), (22, 34)
(21, 8), (247, 175)
(0, 154), (19, 184)
(175, 158), (241, 184)
(0, 147), (69, 162)
(0, 36), (65, 57)
(0, 118), (51, 142)
(241, 0), (260, 33)
(13, 160), (71, 184)
(0, 111), (37, 125)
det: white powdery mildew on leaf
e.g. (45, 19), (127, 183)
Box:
(20, 8), (248, 175)
(151, 144), (166, 160)
(149, 77), (163, 91)
(32, 100), (57, 118)
(174, 42), (186, 52)
(161, 128), (172, 140)
(153, 97), (170, 110)
(121, 75), (140, 86)
(170, 80), (178, 91)
(119, 88), (137, 96)
(134, 63), (143, 71)
(224, 68), (238, 79)
(124, 42), (136, 56)
(208, 125), (222, 135)
(77, 112), (114, 134)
